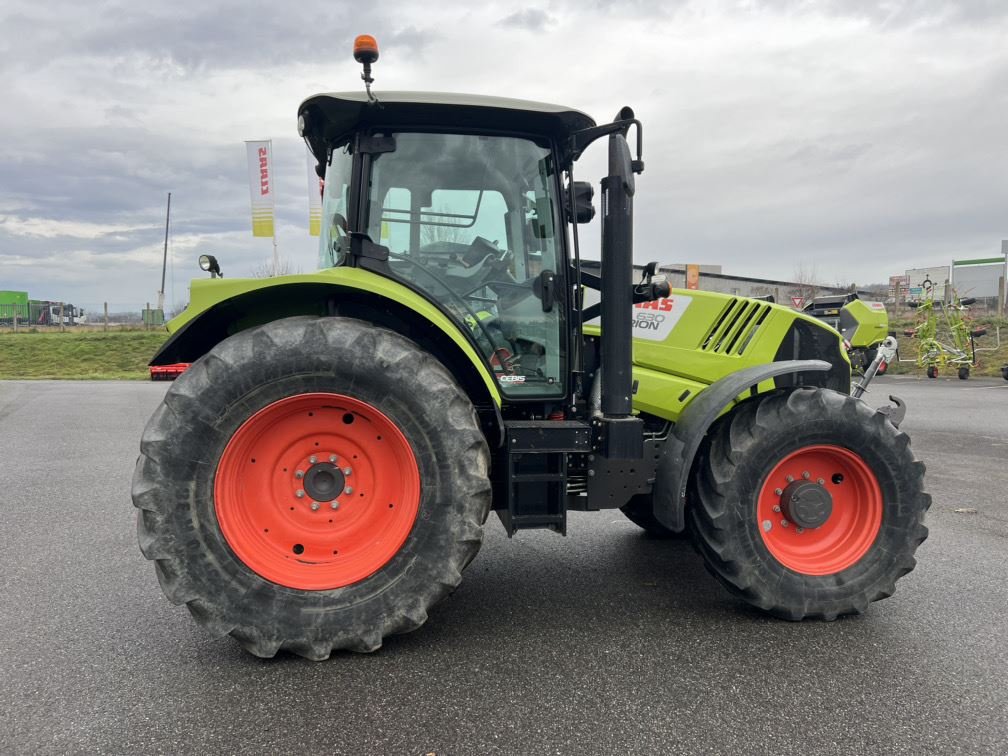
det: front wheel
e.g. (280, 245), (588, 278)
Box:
(958, 367), (970, 380)
(926, 365), (937, 379)
(132, 317), (491, 659)
(688, 388), (929, 620)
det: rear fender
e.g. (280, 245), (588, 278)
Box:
(653, 359), (831, 532)
(152, 276), (503, 442)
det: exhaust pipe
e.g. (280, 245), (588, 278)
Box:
(597, 128), (644, 458)
(600, 132), (635, 418)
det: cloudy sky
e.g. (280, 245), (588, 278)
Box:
(1, 0), (1005, 312)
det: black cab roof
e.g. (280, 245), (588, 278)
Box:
(299, 91), (596, 166)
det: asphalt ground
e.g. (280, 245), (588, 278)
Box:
(0, 376), (1005, 755)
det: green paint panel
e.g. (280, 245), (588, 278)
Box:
(842, 298), (889, 349)
(588, 287), (848, 423)
(952, 257), (1004, 266)
(168, 268), (502, 404)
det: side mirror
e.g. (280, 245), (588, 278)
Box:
(565, 181), (595, 224)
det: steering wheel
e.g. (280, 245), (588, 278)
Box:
(385, 251), (515, 359)
(327, 212), (350, 263)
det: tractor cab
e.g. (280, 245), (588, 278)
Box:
(301, 92), (593, 398)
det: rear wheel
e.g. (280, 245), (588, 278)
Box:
(132, 316), (491, 659)
(688, 388), (929, 620)
(926, 365), (937, 379)
(958, 367), (969, 380)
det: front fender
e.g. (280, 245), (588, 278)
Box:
(652, 359), (831, 531)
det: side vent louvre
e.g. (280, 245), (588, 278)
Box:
(700, 300), (771, 355)
(700, 298), (739, 351)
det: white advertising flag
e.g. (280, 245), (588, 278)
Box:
(246, 140), (275, 237)
(306, 147), (323, 236)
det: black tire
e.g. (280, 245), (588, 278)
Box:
(620, 494), (680, 538)
(926, 366), (937, 379)
(1002, 365), (1008, 382)
(132, 316), (491, 659)
(958, 367), (969, 380)
(688, 388), (930, 621)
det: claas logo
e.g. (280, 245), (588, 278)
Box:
(634, 298), (675, 312)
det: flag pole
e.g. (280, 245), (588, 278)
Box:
(270, 140), (278, 276)
(158, 191), (171, 312)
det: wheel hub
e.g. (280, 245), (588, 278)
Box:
(779, 480), (833, 529)
(757, 445), (883, 575)
(302, 462), (345, 502)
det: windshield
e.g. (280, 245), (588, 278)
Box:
(365, 132), (565, 397)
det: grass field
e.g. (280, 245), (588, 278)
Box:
(0, 330), (169, 379)
(0, 315), (1004, 381)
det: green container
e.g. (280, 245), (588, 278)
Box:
(0, 290), (29, 320)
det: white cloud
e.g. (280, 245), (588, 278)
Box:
(0, 216), (160, 240)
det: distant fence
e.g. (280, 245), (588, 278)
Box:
(0, 302), (169, 332)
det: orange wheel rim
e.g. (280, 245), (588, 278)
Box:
(757, 445), (882, 576)
(214, 393), (420, 590)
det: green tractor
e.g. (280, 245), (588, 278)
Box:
(802, 293), (890, 374)
(133, 37), (930, 659)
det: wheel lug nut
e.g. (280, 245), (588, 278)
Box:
(343, 467), (352, 476)
(774, 488), (782, 496)
(311, 502), (320, 511)
(785, 475), (794, 483)
(295, 470), (304, 480)
(330, 501), (339, 510)
(762, 520), (772, 532)
(773, 505), (781, 513)
(344, 486), (354, 495)
(329, 455), (337, 463)
(817, 478), (825, 485)
(781, 519), (789, 527)
(295, 489), (305, 498)
(802, 471), (810, 480)
(796, 527), (804, 534)
(309, 455), (317, 464)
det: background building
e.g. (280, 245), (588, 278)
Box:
(581, 261), (865, 310)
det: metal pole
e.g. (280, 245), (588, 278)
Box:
(270, 140), (278, 276)
(59, 302), (65, 332)
(104, 302), (109, 332)
(1002, 240), (1007, 315)
(159, 192), (171, 312)
(146, 302), (150, 331)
